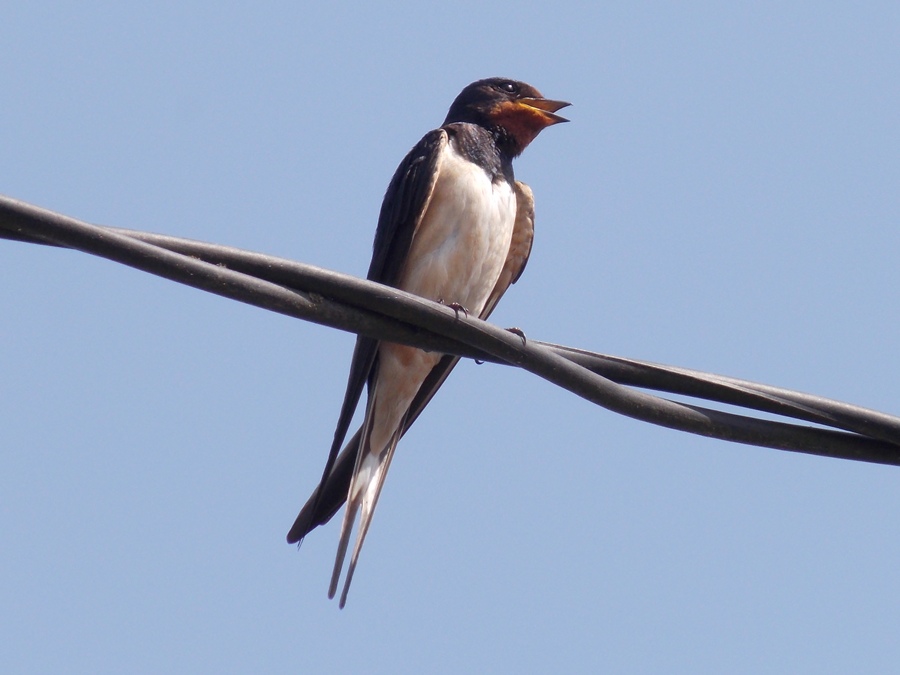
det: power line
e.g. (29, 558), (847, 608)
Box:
(2, 194), (898, 468)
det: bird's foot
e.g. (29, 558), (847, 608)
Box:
(438, 299), (469, 319)
(506, 327), (527, 345)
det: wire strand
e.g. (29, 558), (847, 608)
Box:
(2, 194), (898, 467)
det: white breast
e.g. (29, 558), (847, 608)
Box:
(397, 143), (517, 318)
(365, 143), (518, 457)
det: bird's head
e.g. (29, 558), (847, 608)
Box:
(443, 78), (570, 157)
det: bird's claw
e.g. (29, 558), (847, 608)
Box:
(506, 327), (527, 345)
(477, 327), (525, 365)
(439, 299), (469, 320)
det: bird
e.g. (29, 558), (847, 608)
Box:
(287, 77), (569, 607)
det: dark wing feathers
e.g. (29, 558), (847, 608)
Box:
(286, 155), (535, 546)
(285, 353), (458, 539)
(367, 129), (447, 285)
(286, 130), (446, 544)
(482, 181), (534, 315)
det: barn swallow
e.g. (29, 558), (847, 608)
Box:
(287, 78), (569, 607)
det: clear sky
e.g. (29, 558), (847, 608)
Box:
(2, 2), (899, 673)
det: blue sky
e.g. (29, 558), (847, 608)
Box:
(2, 2), (899, 672)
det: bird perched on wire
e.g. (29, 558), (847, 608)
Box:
(287, 77), (569, 607)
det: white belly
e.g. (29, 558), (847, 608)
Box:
(397, 147), (517, 316)
(366, 146), (517, 456)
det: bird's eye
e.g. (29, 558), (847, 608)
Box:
(498, 81), (519, 95)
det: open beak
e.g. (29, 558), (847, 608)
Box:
(519, 97), (571, 124)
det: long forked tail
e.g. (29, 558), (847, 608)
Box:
(287, 354), (463, 546)
(328, 398), (405, 608)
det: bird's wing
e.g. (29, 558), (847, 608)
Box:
(482, 180), (535, 316)
(286, 129), (447, 545)
(286, 178), (535, 544)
